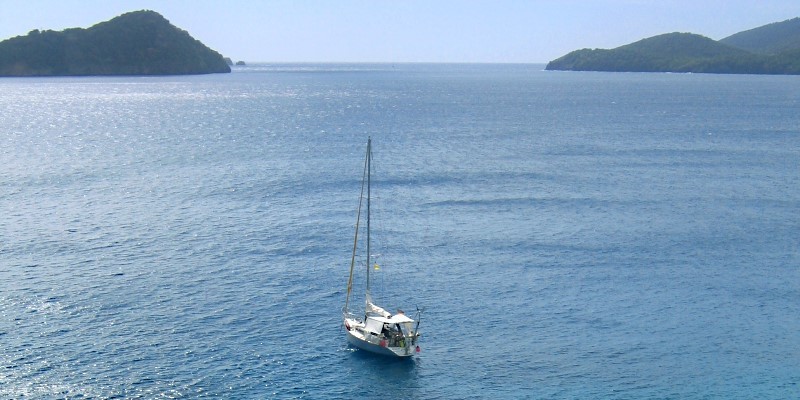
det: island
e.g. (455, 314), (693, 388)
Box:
(546, 17), (800, 75)
(0, 10), (231, 76)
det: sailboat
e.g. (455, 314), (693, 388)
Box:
(342, 137), (421, 357)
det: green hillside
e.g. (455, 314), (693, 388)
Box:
(546, 18), (800, 75)
(546, 33), (760, 73)
(720, 17), (800, 55)
(0, 10), (230, 76)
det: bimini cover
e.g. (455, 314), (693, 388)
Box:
(364, 314), (415, 334)
(367, 314), (414, 324)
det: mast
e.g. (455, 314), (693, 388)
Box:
(345, 138), (370, 314)
(365, 137), (372, 301)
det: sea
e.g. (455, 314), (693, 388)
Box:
(1, 63), (798, 399)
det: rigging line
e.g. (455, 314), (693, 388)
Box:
(368, 141), (389, 305)
(366, 142), (398, 306)
(369, 151), (394, 284)
(366, 139), (391, 308)
(344, 138), (370, 314)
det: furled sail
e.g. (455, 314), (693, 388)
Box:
(366, 301), (391, 318)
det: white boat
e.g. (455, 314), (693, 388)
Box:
(342, 138), (421, 358)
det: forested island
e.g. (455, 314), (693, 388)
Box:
(0, 10), (230, 76)
(546, 17), (800, 75)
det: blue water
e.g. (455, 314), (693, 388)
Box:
(1, 64), (798, 398)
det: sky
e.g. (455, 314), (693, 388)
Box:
(1, 0), (799, 63)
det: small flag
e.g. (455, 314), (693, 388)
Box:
(373, 263), (380, 270)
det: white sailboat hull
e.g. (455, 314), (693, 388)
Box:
(344, 318), (418, 358)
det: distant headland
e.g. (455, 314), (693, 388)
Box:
(546, 17), (800, 75)
(0, 10), (231, 76)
